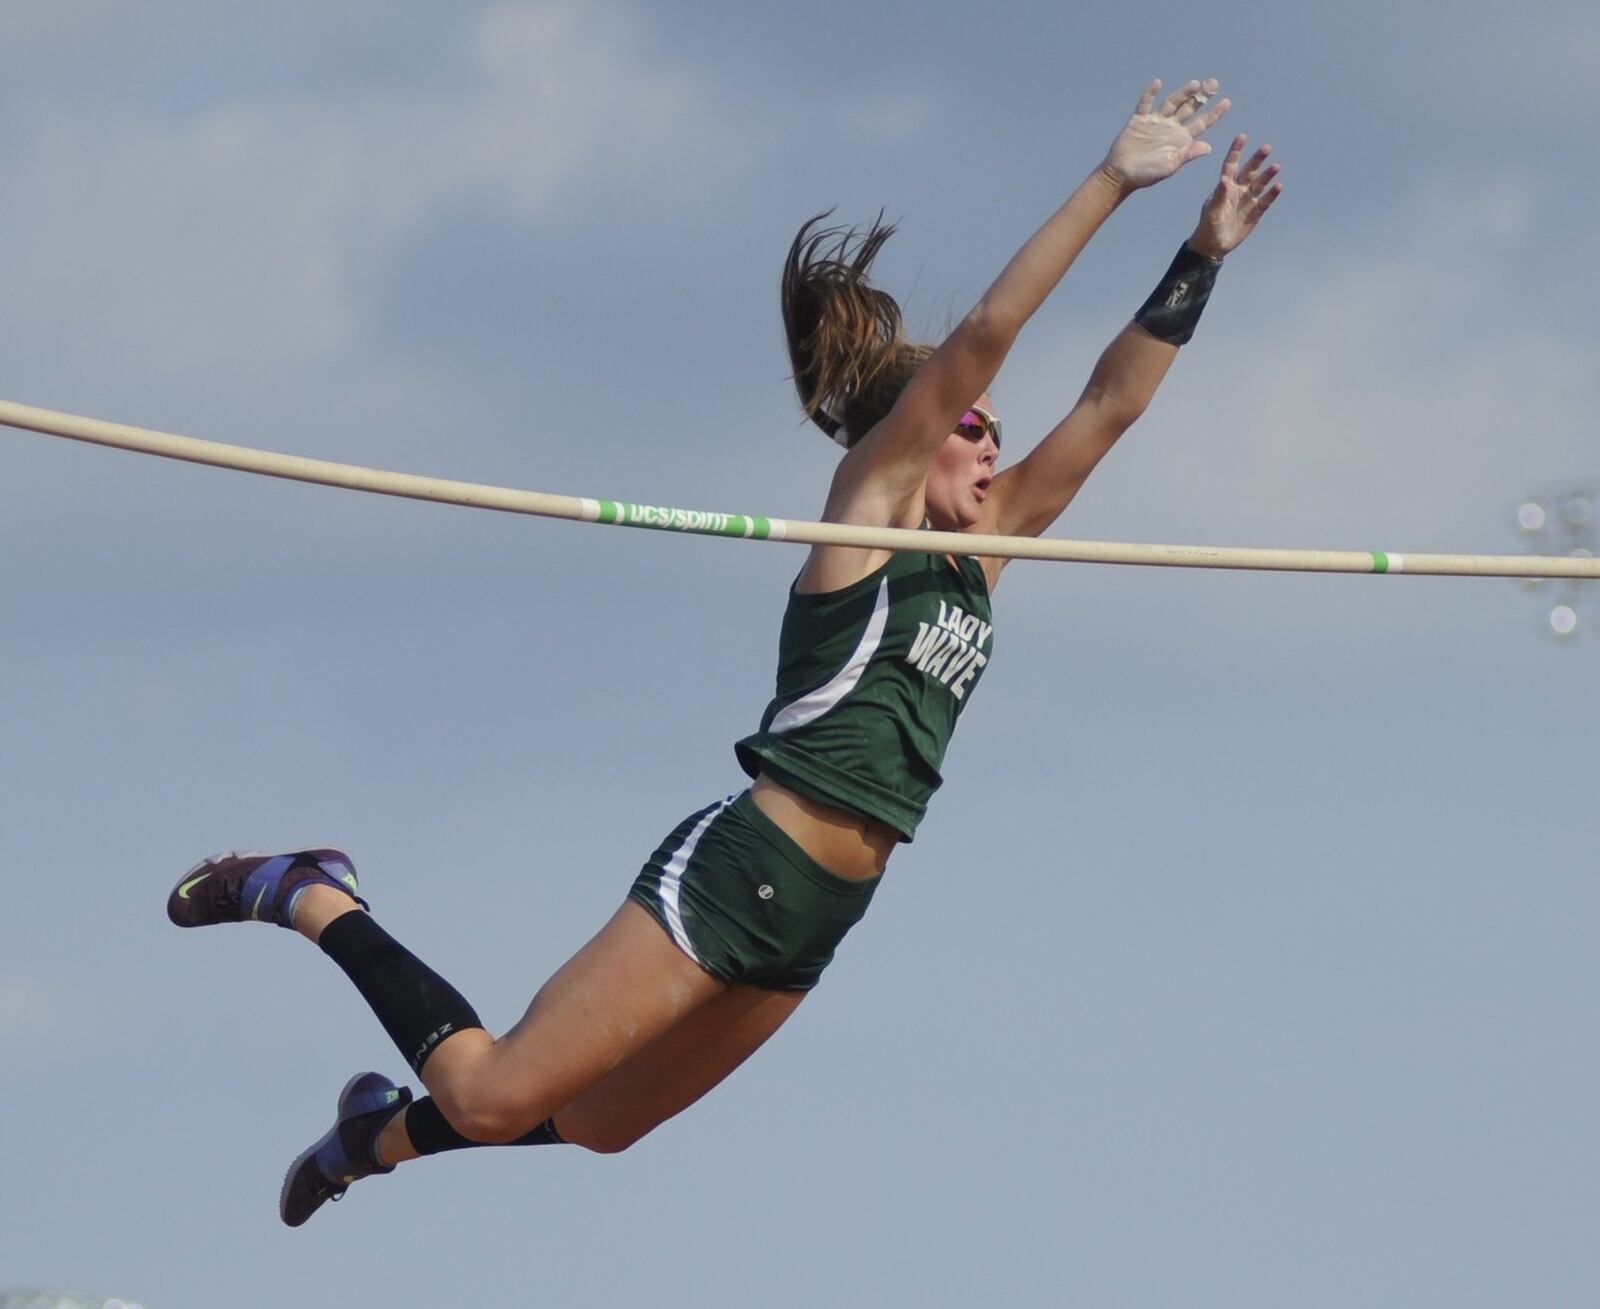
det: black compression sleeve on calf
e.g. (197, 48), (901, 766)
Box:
(1133, 242), (1223, 345)
(318, 912), (484, 1074)
(404, 1097), (566, 1156)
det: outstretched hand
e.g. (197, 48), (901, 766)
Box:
(1189, 135), (1284, 258)
(1102, 79), (1231, 191)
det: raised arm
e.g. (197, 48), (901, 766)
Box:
(979, 132), (1284, 561)
(830, 79), (1231, 534)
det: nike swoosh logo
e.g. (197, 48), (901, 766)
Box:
(178, 872), (213, 899)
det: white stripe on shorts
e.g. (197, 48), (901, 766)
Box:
(657, 796), (735, 964)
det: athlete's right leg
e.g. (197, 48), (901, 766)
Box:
(285, 886), (725, 1142)
(170, 853), (727, 1223)
(168, 850), (494, 1084)
(400, 900), (724, 1141)
(286, 899), (725, 1223)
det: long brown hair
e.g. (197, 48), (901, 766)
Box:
(780, 211), (932, 448)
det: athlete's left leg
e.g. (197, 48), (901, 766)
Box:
(368, 980), (805, 1163)
(553, 981), (805, 1153)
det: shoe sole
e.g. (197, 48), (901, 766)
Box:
(279, 1070), (374, 1228)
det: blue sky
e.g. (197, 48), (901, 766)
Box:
(2, 3), (1596, 1307)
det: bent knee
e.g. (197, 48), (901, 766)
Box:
(433, 1084), (547, 1145)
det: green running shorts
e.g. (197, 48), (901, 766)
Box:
(628, 789), (880, 992)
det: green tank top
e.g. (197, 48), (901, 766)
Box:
(735, 547), (995, 841)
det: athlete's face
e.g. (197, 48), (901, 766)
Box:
(924, 395), (999, 531)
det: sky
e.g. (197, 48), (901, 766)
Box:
(1, 2), (1596, 1306)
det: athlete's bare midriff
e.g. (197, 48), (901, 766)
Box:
(750, 773), (898, 880)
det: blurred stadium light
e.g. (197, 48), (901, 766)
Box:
(1514, 480), (1596, 639)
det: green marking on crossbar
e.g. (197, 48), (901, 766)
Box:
(594, 500), (773, 538)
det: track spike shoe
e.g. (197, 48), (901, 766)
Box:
(167, 848), (367, 929)
(280, 1071), (412, 1227)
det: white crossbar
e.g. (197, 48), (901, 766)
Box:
(4, 398), (1596, 579)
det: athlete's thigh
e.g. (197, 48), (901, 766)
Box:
(554, 982), (805, 1152)
(438, 900), (727, 1128)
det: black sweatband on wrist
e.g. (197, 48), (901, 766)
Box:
(1133, 241), (1223, 346)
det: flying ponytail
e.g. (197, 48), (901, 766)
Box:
(780, 212), (932, 448)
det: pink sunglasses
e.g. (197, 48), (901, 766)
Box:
(955, 405), (1002, 449)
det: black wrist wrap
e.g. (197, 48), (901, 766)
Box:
(1134, 242), (1223, 346)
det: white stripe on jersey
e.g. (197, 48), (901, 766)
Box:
(768, 576), (890, 736)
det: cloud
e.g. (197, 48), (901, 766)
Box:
(1006, 173), (1596, 558)
(0, 2), (735, 380)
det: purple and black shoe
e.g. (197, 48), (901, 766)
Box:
(280, 1071), (413, 1227)
(166, 848), (368, 930)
